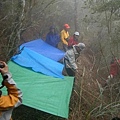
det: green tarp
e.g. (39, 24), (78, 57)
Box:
(2, 61), (74, 118)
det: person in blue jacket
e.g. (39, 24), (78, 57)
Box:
(45, 26), (60, 47)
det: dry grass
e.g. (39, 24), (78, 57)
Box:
(68, 49), (120, 120)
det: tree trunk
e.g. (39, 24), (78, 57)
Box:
(74, 0), (79, 31)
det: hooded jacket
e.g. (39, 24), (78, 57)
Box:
(46, 32), (60, 47)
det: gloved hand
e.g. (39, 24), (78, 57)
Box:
(107, 74), (113, 79)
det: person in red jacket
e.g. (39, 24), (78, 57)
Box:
(0, 61), (22, 120)
(107, 58), (120, 79)
(68, 31), (79, 49)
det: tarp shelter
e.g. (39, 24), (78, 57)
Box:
(19, 39), (65, 61)
(12, 39), (65, 78)
(2, 39), (74, 118)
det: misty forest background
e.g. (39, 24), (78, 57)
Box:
(0, 0), (120, 120)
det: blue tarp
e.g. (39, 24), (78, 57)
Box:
(12, 47), (64, 78)
(19, 39), (65, 61)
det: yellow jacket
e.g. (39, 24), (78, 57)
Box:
(60, 29), (69, 45)
(0, 72), (22, 120)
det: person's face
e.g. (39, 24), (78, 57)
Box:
(51, 28), (55, 32)
(64, 27), (69, 31)
(74, 35), (79, 40)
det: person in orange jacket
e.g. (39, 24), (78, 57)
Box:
(0, 61), (23, 120)
(60, 24), (70, 51)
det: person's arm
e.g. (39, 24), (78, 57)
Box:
(56, 34), (60, 43)
(68, 37), (73, 47)
(0, 61), (22, 110)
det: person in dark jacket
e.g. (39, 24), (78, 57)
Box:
(45, 26), (60, 48)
